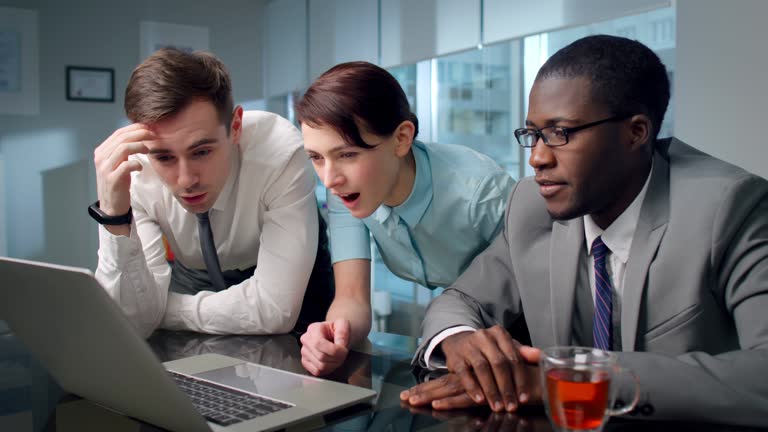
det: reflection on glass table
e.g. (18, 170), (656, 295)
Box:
(0, 329), (760, 432)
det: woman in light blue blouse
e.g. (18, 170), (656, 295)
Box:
(295, 61), (515, 375)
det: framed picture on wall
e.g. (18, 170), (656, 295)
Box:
(66, 66), (114, 102)
(0, 6), (39, 115)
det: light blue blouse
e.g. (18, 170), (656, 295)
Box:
(327, 140), (514, 289)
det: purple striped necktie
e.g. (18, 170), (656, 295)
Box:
(592, 236), (613, 350)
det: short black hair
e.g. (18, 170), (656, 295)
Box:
(536, 35), (670, 140)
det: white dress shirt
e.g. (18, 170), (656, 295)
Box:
(424, 167), (653, 369)
(95, 111), (319, 337)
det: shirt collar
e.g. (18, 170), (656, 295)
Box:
(584, 162), (653, 264)
(211, 144), (241, 212)
(394, 141), (433, 226)
(371, 205), (393, 224)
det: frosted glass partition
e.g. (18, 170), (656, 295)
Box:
(483, 0), (669, 44)
(380, 0), (481, 68)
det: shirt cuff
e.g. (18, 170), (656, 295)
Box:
(161, 292), (189, 331)
(97, 221), (143, 269)
(330, 226), (371, 263)
(423, 326), (476, 370)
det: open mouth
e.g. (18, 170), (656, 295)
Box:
(338, 193), (360, 203)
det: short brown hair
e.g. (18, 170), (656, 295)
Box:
(295, 61), (418, 149)
(124, 48), (234, 133)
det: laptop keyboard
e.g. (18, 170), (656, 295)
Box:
(170, 371), (293, 426)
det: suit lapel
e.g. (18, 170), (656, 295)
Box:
(549, 218), (585, 346)
(621, 148), (671, 351)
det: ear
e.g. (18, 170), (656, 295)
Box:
(393, 120), (415, 158)
(230, 105), (244, 145)
(627, 114), (652, 153)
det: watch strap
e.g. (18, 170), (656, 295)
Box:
(88, 200), (133, 225)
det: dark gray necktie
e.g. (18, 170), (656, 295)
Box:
(196, 211), (227, 292)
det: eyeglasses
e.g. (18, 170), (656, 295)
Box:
(513, 115), (631, 148)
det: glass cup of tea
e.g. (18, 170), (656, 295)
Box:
(540, 346), (640, 432)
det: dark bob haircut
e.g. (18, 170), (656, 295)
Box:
(295, 61), (418, 149)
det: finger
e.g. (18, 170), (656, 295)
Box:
(301, 344), (338, 376)
(318, 320), (335, 340)
(402, 376), (465, 401)
(301, 321), (330, 344)
(406, 374), (466, 406)
(304, 334), (345, 364)
(96, 125), (153, 159)
(332, 319), (351, 348)
(454, 361), (486, 405)
(109, 159), (143, 186)
(104, 140), (153, 172)
(466, 336), (507, 411)
(487, 327), (529, 409)
(300, 352), (321, 376)
(431, 392), (479, 410)
(302, 322), (339, 360)
(497, 339), (530, 407)
(403, 381), (443, 406)
(518, 345), (541, 363)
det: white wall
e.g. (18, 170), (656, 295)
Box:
(308, 0), (379, 81)
(0, 0), (266, 268)
(264, 0), (307, 97)
(483, 0), (669, 44)
(675, 0), (768, 179)
(381, 0), (481, 67)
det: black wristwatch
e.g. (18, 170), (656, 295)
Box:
(88, 200), (133, 225)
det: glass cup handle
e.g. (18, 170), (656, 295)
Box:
(607, 367), (640, 416)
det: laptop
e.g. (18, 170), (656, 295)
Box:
(0, 257), (376, 432)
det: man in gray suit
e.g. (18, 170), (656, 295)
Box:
(400, 35), (768, 426)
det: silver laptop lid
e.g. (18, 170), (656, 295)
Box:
(0, 257), (211, 432)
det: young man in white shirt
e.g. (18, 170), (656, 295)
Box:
(90, 48), (332, 338)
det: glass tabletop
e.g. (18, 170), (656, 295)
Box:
(0, 328), (758, 431)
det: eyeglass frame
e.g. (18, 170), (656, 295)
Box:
(513, 114), (633, 148)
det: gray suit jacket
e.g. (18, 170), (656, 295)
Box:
(416, 138), (768, 426)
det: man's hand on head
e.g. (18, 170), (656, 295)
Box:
(93, 124), (153, 235)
